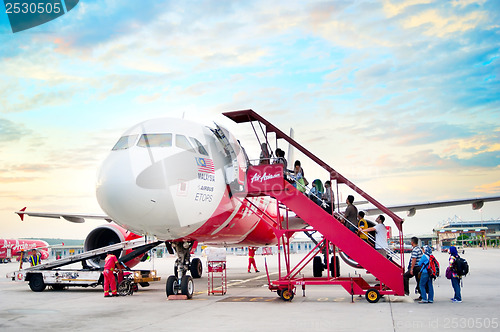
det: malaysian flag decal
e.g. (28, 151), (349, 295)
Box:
(196, 157), (215, 174)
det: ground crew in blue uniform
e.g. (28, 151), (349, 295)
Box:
(29, 249), (41, 266)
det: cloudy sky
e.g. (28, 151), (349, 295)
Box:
(1, 0), (499, 239)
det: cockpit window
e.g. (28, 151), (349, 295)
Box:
(112, 135), (138, 150)
(189, 137), (209, 156)
(137, 134), (173, 148)
(175, 135), (194, 151)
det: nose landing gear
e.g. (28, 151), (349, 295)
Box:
(165, 241), (199, 299)
(166, 275), (194, 299)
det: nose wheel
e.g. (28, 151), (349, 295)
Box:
(166, 275), (194, 299)
(167, 241), (198, 299)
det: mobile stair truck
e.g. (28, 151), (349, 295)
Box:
(223, 110), (406, 303)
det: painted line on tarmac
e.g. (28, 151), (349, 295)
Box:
(218, 296), (280, 302)
(227, 270), (285, 287)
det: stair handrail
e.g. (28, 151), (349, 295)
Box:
(333, 211), (358, 233)
(355, 228), (400, 261)
(333, 212), (399, 261)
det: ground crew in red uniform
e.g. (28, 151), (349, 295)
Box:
(103, 252), (122, 297)
(29, 249), (41, 266)
(248, 247), (259, 273)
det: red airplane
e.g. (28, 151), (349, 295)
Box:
(0, 238), (49, 263)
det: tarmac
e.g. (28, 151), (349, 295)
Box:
(1, 248), (499, 332)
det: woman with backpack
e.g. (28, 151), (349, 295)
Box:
(449, 246), (462, 303)
(417, 245), (434, 303)
(292, 160), (308, 193)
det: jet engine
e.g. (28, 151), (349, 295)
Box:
(40, 250), (50, 260)
(407, 208), (417, 217)
(472, 200), (484, 210)
(83, 223), (143, 268)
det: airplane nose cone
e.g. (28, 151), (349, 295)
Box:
(96, 150), (156, 224)
(95, 146), (186, 236)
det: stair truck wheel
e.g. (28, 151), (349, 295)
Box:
(166, 275), (177, 297)
(330, 256), (340, 277)
(180, 275), (194, 299)
(190, 258), (203, 279)
(313, 256), (323, 277)
(365, 288), (381, 303)
(280, 288), (294, 302)
(29, 273), (46, 292)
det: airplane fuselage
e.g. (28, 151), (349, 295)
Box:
(96, 118), (279, 246)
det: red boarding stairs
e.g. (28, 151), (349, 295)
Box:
(224, 110), (406, 303)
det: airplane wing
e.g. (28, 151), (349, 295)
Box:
(16, 194), (500, 225)
(285, 195), (500, 227)
(16, 207), (112, 223)
(363, 195), (500, 217)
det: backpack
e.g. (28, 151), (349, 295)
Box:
(296, 177), (307, 193)
(453, 256), (469, 277)
(427, 255), (440, 279)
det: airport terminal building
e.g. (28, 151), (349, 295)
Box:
(433, 219), (500, 249)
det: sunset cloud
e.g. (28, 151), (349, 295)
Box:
(473, 179), (500, 194)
